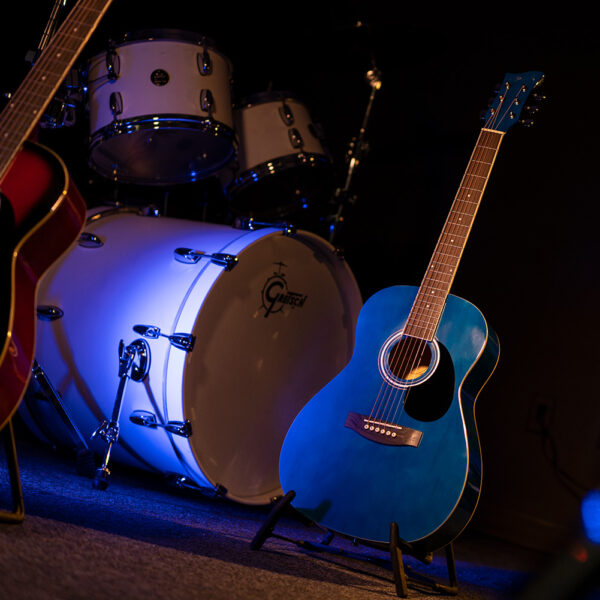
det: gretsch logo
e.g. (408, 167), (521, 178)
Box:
(260, 262), (308, 318)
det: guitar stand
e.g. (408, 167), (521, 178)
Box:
(0, 419), (25, 523)
(250, 490), (458, 597)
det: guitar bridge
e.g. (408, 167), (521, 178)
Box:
(345, 412), (422, 447)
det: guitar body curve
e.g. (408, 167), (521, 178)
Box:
(0, 141), (86, 429)
(279, 284), (499, 553)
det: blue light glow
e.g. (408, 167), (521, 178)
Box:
(581, 489), (600, 544)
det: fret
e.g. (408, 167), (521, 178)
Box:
(421, 274), (454, 287)
(451, 210), (473, 220)
(404, 324), (437, 340)
(408, 307), (445, 323)
(431, 250), (461, 260)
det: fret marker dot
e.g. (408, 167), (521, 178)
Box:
(56, 53), (62, 58)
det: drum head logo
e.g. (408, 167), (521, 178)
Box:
(261, 262), (308, 318)
(150, 69), (170, 86)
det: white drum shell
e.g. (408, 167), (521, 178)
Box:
(88, 39), (233, 132)
(26, 210), (362, 504)
(233, 97), (327, 173)
(86, 35), (235, 184)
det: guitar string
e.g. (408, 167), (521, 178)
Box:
(367, 131), (492, 428)
(386, 128), (501, 427)
(0, 1), (106, 175)
(381, 130), (497, 427)
(370, 90), (516, 430)
(383, 89), (521, 427)
(0, 0), (95, 163)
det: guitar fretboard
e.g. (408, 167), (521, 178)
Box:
(404, 128), (504, 341)
(0, 0), (113, 182)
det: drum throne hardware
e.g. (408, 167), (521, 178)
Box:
(20, 207), (362, 505)
(86, 29), (236, 185)
(223, 91), (334, 221)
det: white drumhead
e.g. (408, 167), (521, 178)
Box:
(171, 230), (361, 503)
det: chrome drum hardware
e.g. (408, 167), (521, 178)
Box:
(22, 208), (362, 505)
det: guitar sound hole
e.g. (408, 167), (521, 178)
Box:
(388, 336), (431, 381)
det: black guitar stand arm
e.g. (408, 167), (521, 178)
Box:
(250, 490), (458, 597)
(0, 419), (25, 523)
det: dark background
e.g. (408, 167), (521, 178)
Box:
(2, 2), (598, 552)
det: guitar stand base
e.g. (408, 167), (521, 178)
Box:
(250, 490), (458, 597)
(0, 419), (25, 523)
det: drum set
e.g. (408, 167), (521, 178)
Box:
(21, 27), (381, 504)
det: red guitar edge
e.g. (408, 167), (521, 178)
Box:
(0, 142), (86, 429)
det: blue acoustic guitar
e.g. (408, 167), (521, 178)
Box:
(279, 71), (544, 554)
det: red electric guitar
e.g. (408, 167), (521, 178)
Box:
(0, 0), (114, 433)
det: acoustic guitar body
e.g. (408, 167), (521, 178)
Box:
(0, 141), (85, 428)
(279, 285), (499, 553)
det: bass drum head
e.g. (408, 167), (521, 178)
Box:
(174, 230), (361, 504)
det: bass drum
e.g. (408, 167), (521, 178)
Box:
(86, 29), (235, 185)
(224, 91), (334, 220)
(21, 208), (362, 504)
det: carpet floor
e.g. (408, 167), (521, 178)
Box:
(0, 419), (587, 600)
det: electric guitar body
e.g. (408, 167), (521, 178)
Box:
(0, 142), (86, 429)
(279, 285), (499, 553)
(279, 71), (544, 554)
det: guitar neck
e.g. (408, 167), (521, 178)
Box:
(0, 0), (113, 182)
(404, 128), (504, 341)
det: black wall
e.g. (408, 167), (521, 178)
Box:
(2, 2), (598, 552)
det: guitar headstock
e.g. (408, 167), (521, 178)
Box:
(482, 71), (545, 133)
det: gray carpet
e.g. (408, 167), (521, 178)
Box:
(0, 421), (562, 599)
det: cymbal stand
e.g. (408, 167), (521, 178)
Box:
(327, 66), (382, 245)
(91, 338), (150, 490)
